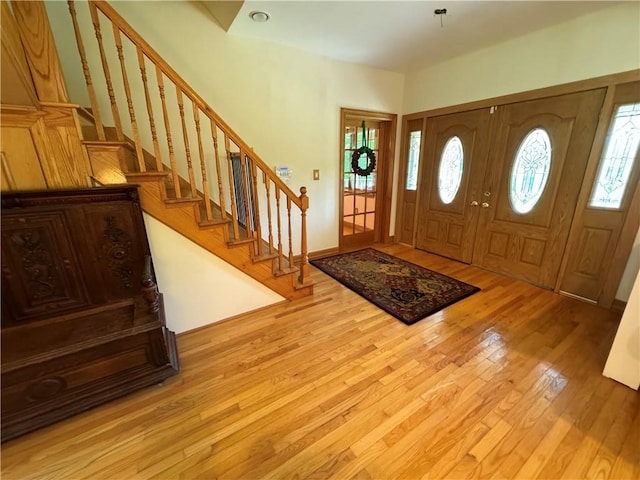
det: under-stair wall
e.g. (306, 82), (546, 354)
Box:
(143, 214), (284, 334)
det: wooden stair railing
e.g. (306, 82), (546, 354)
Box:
(66, 0), (312, 291)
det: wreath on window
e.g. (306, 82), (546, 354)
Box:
(351, 121), (376, 177)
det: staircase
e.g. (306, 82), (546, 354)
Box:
(64, 0), (313, 299)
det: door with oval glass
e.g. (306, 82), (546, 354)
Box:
(474, 89), (605, 288)
(415, 108), (492, 263)
(415, 88), (606, 288)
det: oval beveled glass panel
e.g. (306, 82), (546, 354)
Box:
(510, 128), (552, 214)
(438, 136), (464, 204)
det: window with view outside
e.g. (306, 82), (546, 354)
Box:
(344, 126), (377, 192)
(589, 103), (640, 209)
(438, 136), (464, 204)
(406, 131), (421, 190)
(510, 128), (552, 214)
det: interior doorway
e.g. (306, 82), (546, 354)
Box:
(339, 108), (396, 251)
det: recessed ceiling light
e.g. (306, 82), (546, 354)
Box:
(249, 10), (270, 23)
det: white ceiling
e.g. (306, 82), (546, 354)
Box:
(224, 1), (621, 73)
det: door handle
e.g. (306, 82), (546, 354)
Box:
(481, 202), (490, 208)
(470, 201), (479, 206)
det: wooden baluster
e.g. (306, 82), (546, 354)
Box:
(275, 188), (284, 272)
(176, 89), (197, 198)
(298, 187), (310, 285)
(88, 2), (123, 141)
(238, 148), (253, 236)
(287, 196), (294, 268)
(113, 25), (145, 171)
(209, 121), (227, 220)
(155, 66), (180, 198)
(136, 47), (163, 171)
(249, 156), (263, 255)
(265, 177), (274, 255)
(68, 1), (105, 141)
(193, 104), (212, 221)
(224, 134), (240, 240)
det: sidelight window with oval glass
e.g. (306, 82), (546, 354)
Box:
(438, 136), (464, 204)
(589, 103), (640, 209)
(405, 131), (422, 191)
(510, 128), (552, 214)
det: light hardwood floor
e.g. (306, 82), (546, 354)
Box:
(2, 244), (638, 479)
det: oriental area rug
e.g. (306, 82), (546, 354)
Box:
(310, 248), (480, 325)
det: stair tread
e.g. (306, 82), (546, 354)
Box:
(164, 195), (202, 205)
(274, 266), (300, 276)
(83, 140), (132, 147)
(294, 280), (315, 291)
(198, 218), (231, 228)
(252, 252), (279, 263)
(125, 172), (170, 183)
(77, 106), (95, 122)
(227, 237), (255, 247)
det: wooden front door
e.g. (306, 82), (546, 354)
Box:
(340, 109), (397, 251)
(415, 108), (492, 263)
(474, 89), (606, 287)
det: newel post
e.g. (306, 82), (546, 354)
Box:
(298, 186), (312, 286)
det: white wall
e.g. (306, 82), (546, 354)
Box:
(143, 214), (283, 334)
(403, 2), (640, 113)
(604, 268), (640, 390)
(617, 229), (640, 301)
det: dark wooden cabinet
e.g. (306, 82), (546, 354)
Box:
(1, 186), (179, 442)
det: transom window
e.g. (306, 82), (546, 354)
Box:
(589, 103), (640, 209)
(510, 128), (552, 214)
(438, 136), (464, 204)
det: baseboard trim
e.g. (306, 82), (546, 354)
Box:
(611, 298), (627, 314)
(558, 291), (597, 304)
(308, 247), (340, 259)
(293, 247), (340, 263)
(176, 299), (290, 337)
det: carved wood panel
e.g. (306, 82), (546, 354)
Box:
(77, 201), (150, 300)
(1, 211), (89, 325)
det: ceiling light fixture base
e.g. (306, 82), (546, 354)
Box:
(249, 10), (270, 23)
